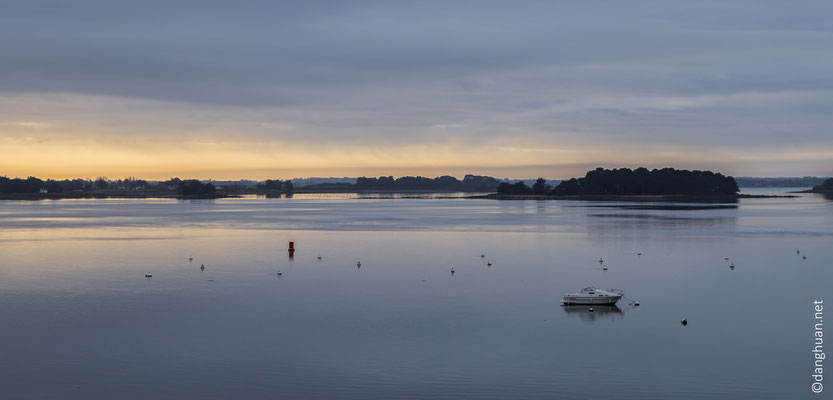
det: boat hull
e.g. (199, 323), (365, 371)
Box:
(561, 295), (621, 306)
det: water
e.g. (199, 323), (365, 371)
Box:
(1, 190), (831, 399)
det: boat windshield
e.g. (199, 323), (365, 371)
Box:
(582, 286), (597, 292)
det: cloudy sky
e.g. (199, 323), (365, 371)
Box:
(1, 0), (831, 179)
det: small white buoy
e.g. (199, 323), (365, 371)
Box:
(634, 301), (640, 306)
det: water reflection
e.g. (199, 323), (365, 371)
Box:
(0, 190), (830, 400)
(561, 304), (623, 322)
(584, 204), (738, 210)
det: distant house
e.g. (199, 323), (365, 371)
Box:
(39, 188), (48, 194)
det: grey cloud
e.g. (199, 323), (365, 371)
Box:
(1, 0), (832, 152)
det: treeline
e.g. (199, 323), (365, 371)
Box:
(0, 176), (50, 193)
(355, 175), (501, 191)
(254, 179), (294, 194)
(812, 178), (833, 192)
(498, 167), (739, 196)
(0, 175), (219, 196)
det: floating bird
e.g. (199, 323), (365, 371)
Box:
(729, 263), (735, 269)
(487, 261), (492, 266)
(276, 271), (283, 276)
(598, 257), (604, 264)
(145, 273), (152, 278)
(450, 267), (456, 275)
(803, 256), (807, 260)
(357, 261), (361, 268)
(634, 301), (640, 306)
(797, 249), (800, 254)
(681, 318), (688, 326)
(637, 252), (642, 256)
(188, 256), (193, 262)
(724, 257), (729, 260)
(200, 264), (205, 271)
(603, 266), (608, 271)
(588, 307), (594, 313)
(481, 254), (485, 258)
(317, 256), (322, 260)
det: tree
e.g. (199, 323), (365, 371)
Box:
(497, 181), (531, 195)
(178, 180), (217, 196)
(550, 167), (740, 195)
(532, 178), (548, 195)
(94, 177), (109, 190)
(283, 180), (294, 194)
(256, 179), (283, 192)
(46, 180), (64, 193)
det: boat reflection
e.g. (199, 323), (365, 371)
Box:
(561, 304), (623, 322)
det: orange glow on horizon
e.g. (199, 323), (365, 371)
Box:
(2, 94), (831, 180)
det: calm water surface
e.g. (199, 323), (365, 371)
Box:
(1, 189), (831, 399)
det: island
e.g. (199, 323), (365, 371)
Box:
(801, 178), (833, 199)
(295, 175), (502, 193)
(0, 176), (236, 200)
(806, 178), (833, 193)
(485, 167), (794, 200)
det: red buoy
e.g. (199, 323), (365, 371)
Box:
(288, 241), (295, 252)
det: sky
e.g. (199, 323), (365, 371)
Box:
(1, 0), (832, 180)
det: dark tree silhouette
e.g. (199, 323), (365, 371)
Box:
(497, 181), (532, 195)
(178, 180), (217, 196)
(283, 180), (294, 194)
(256, 179), (283, 192)
(812, 178), (833, 192)
(94, 177), (109, 190)
(532, 178), (549, 195)
(550, 167), (739, 195)
(46, 180), (63, 193)
(355, 175), (501, 192)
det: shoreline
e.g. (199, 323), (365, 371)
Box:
(0, 191), (804, 201)
(470, 193), (799, 201)
(0, 192), (236, 200)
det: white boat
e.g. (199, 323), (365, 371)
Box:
(561, 286), (622, 305)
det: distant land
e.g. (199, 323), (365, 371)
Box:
(803, 178), (833, 193)
(486, 167), (752, 200)
(1, 169), (829, 200)
(733, 176), (828, 188)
